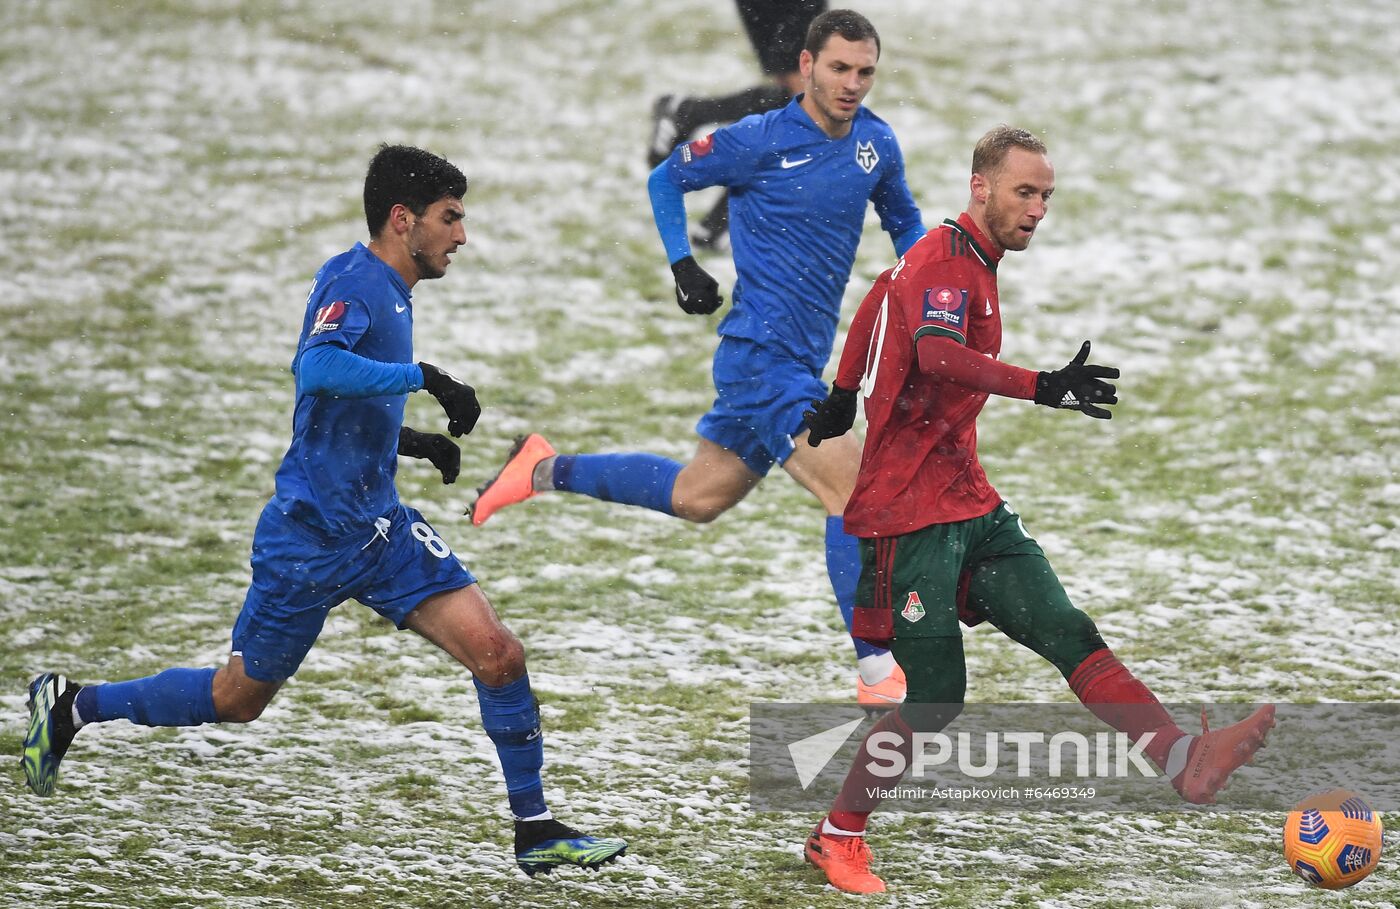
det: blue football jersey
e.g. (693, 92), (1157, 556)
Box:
(272, 243), (414, 537)
(666, 96), (923, 371)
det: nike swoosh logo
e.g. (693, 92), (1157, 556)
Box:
(781, 156), (813, 169)
(395, 303), (408, 313)
(678, 287), (690, 301)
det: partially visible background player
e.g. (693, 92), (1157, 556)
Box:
(798, 126), (1276, 894)
(21, 144), (627, 878)
(471, 10), (924, 709)
(648, 0), (828, 249)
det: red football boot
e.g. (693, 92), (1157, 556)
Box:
(468, 433), (555, 526)
(804, 822), (887, 894)
(1173, 704), (1276, 804)
(856, 663), (906, 712)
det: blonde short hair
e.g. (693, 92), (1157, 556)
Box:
(972, 126), (1047, 177)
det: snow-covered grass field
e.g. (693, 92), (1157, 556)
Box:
(2, 0), (1398, 905)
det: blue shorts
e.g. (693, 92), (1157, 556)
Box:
(231, 500), (476, 682)
(696, 336), (829, 476)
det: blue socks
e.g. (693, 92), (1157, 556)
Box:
(552, 453), (681, 516)
(826, 516), (886, 660)
(548, 459), (884, 666)
(72, 665), (553, 821)
(76, 667), (218, 727)
(475, 673), (548, 820)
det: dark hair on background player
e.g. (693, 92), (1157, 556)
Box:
(972, 125), (1048, 177)
(804, 8), (880, 59)
(363, 144), (468, 237)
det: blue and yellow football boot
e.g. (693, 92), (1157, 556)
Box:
(21, 673), (82, 797)
(514, 818), (627, 876)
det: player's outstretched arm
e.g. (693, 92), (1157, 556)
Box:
(1032, 341), (1119, 420)
(917, 335), (1038, 398)
(418, 362), (481, 437)
(398, 426), (460, 484)
(915, 336), (1118, 419)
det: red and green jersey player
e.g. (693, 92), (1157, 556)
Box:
(798, 125), (1277, 895)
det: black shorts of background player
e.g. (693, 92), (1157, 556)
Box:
(648, 0), (828, 248)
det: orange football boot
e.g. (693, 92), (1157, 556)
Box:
(468, 433), (556, 526)
(857, 663), (906, 711)
(804, 823), (886, 894)
(1173, 704), (1276, 804)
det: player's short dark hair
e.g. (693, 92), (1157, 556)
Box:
(363, 144), (467, 237)
(972, 126), (1048, 176)
(804, 8), (880, 59)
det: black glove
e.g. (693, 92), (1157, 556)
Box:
(1034, 341), (1120, 420)
(398, 426), (460, 484)
(671, 255), (723, 315)
(803, 385), (859, 447)
(418, 361), (481, 437)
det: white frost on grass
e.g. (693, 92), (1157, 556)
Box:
(3, 0), (1400, 906)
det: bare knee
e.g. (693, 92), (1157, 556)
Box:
(214, 686), (276, 724)
(669, 446), (758, 523)
(672, 495), (731, 524)
(474, 635), (527, 688)
(211, 662), (279, 724)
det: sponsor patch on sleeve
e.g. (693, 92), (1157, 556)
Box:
(310, 300), (347, 336)
(680, 133), (715, 164)
(921, 286), (968, 331)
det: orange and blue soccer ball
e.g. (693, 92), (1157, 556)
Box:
(1283, 789), (1383, 889)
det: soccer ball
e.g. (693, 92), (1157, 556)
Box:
(1282, 789), (1383, 889)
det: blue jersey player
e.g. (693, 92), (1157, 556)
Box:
(21, 145), (627, 878)
(470, 10), (925, 708)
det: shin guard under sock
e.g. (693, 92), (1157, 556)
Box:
(552, 453), (681, 516)
(475, 674), (549, 820)
(1068, 648), (1185, 770)
(83, 668), (218, 727)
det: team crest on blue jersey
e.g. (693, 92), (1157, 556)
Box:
(681, 133), (714, 164)
(310, 300), (347, 336)
(922, 286), (968, 330)
(855, 140), (879, 174)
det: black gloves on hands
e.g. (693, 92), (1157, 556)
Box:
(398, 426), (460, 484)
(1034, 341), (1120, 420)
(803, 385), (859, 447)
(671, 255), (723, 315)
(418, 361), (481, 437)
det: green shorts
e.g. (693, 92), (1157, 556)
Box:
(855, 502), (1043, 640)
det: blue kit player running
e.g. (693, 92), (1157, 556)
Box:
(21, 145), (626, 878)
(470, 10), (925, 708)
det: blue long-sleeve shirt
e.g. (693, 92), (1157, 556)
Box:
(651, 95), (925, 372)
(273, 243), (422, 537)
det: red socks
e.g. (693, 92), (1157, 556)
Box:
(825, 649), (1186, 836)
(1068, 648), (1184, 770)
(827, 709), (917, 835)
